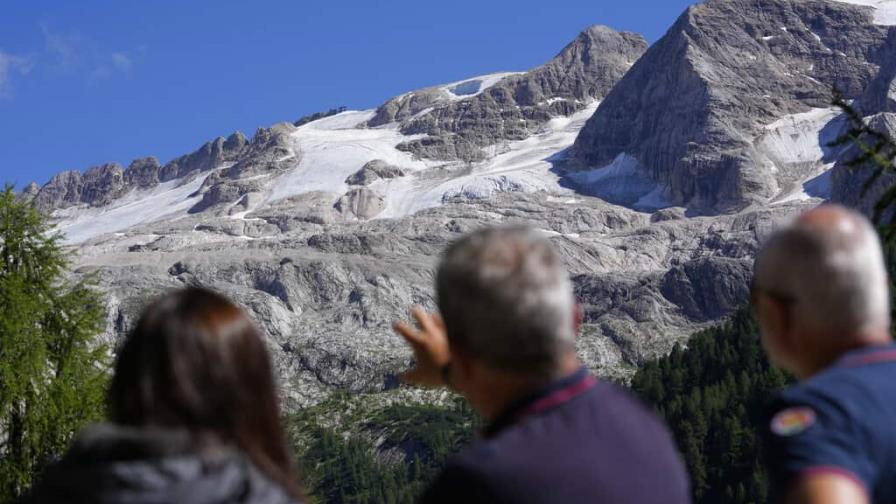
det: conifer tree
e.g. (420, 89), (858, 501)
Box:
(0, 185), (109, 502)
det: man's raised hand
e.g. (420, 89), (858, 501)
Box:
(392, 307), (451, 388)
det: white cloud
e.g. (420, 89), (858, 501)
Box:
(0, 50), (33, 98)
(41, 23), (81, 67)
(111, 52), (132, 72)
(40, 24), (138, 82)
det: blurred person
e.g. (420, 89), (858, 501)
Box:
(394, 226), (690, 504)
(23, 287), (304, 504)
(754, 205), (896, 504)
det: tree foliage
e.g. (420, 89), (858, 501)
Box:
(0, 186), (110, 502)
(291, 397), (476, 504)
(631, 308), (793, 504)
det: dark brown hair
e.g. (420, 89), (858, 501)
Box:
(109, 287), (303, 499)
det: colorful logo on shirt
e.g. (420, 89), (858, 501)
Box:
(770, 407), (817, 436)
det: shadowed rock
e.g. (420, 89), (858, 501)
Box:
(345, 160), (406, 186)
(572, 0), (889, 211)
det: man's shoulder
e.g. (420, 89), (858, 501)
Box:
(777, 354), (896, 411)
(763, 353), (896, 501)
(422, 382), (689, 504)
(445, 380), (683, 478)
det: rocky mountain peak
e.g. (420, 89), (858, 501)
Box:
(382, 25), (647, 162)
(570, 0), (889, 211)
(125, 157), (162, 190)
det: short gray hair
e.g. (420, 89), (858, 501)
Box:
(755, 206), (890, 335)
(436, 226), (576, 375)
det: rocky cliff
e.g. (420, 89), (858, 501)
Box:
(832, 27), (896, 219)
(571, 0), (889, 211)
(369, 25), (647, 162)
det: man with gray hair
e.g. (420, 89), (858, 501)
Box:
(394, 226), (690, 503)
(755, 205), (896, 503)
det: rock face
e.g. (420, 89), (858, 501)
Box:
(73, 190), (801, 405)
(159, 132), (248, 182)
(370, 25), (647, 162)
(345, 160), (406, 186)
(335, 188), (386, 220)
(830, 113), (896, 219)
(571, 0), (889, 211)
(860, 29), (896, 115)
(125, 157), (162, 190)
(831, 29), (896, 220)
(33, 163), (127, 210)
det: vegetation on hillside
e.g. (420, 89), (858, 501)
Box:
(0, 186), (110, 502)
(289, 393), (477, 504)
(631, 309), (791, 503)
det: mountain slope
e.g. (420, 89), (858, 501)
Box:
(570, 0), (889, 211)
(369, 26), (647, 162)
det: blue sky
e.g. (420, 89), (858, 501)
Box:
(0, 1), (693, 188)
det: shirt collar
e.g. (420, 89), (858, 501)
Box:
(834, 342), (896, 368)
(483, 367), (596, 438)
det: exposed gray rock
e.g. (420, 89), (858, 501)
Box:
(190, 175), (265, 214)
(81, 163), (127, 206)
(335, 188), (386, 220)
(660, 257), (752, 321)
(222, 124), (296, 180)
(345, 160), (406, 186)
(33, 170), (84, 210)
(831, 112), (896, 220)
(372, 25), (647, 162)
(571, 0), (889, 211)
(159, 132), (248, 182)
(19, 182), (40, 203)
(66, 187), (805, 406)
(124, 157), (161, 190)
(860, 28), (896, 115)
(831, 26), (896, 222)
(367, 89), (448, 127)
(33, 163), (128, 210)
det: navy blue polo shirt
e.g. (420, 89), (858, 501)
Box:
(418, 368), (691, 504)
(762, 344), (896, 503)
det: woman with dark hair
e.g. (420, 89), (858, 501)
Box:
(24, 287), (304, 503)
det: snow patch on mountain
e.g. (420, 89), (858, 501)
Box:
(568, 153), (672, 210)
(831, 0), (896, 25)
(55, 174), (209, 244)
(758, 107), (842, 168)
(774, 169), (834, 204)
(379, 102), (600, 217)
(758, 107), (845, 203)
(441, 72), (523, 100)
(266, 110), (429, 205)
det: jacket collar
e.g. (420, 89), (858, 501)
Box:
(834, 342), (896, 368)
(483, 367), (596, 438)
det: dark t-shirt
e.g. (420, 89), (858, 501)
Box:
(762, 344), (896, 503)
(419, 368), (691, 504)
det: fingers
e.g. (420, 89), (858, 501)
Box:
(412, 306), (442, 337)
(392, 320), (426, 346)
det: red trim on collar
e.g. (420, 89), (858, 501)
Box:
(513, 375), (597, 424)
(838, 349), (896, 368)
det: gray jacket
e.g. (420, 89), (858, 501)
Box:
(22, 424), (300, 504)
